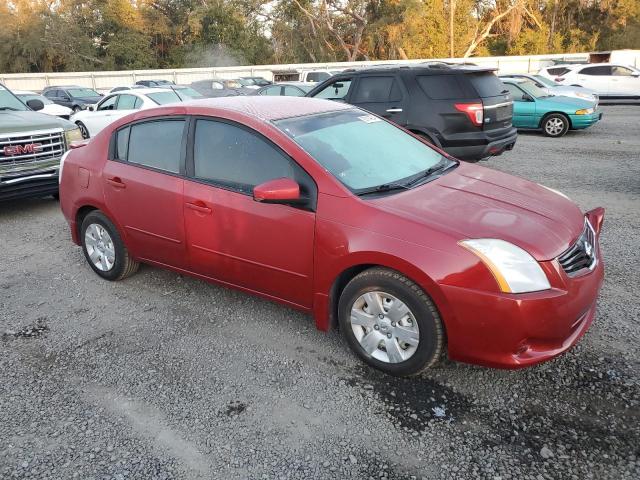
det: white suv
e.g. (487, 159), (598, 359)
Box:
(538, 63), (640, 97)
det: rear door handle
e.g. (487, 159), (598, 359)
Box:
(386, 108), (403, 113)
(185, 201), (212, 214)
(106, 177), (126, 189)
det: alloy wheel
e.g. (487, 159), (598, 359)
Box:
(545, 117), (565, 136)
(84, 223), (116, 272)
(349, 291), (420, 363)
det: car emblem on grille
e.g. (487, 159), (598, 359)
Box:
(584, 241), (593, 257)
(3, 143), (43, 156)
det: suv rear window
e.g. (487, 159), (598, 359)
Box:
(468, 72), (505, 97)
(416, 75), (466, 100)
(580, 66), (612, 76)
(546, 67), (570, 76)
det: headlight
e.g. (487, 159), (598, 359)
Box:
(459, 239), (551, 294)
(575, 108), (594, 115)
(64, 127), (83, 145)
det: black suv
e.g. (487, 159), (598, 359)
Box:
(306, 64), (517, 161)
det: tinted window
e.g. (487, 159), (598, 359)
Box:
(68, 88), (100, 97)
(612, 66), (634, 76)
(352, 77), (401, 103)
(98, 96), (118, 111)
(580, 66), (612, 76)
(417, 75), (467, 100)
(146, 91), (181, 105)
(116, 127), (130, 160)
(127, 120), (185, 173)
(283, 86), (305, 97)
(43, 90), (58, 98)
(313, 79), (352, 100)
(307, 72), (331, 82)
(546, 67), (570, 76)
(193, 120), (294, 194)
(468, 72), (506, 97)
(116, 95), (138, 110)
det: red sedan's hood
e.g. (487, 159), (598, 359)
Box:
(373, 163), (584, 261)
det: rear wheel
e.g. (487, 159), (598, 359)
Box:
(81, 211), (138, 281)
(541, 113), (569, 137)
(338, 268), (444, 377)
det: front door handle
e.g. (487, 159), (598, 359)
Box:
(106, 177), (126, 189)
(386, 108), (403, 113)
(185, 201), (212, 214)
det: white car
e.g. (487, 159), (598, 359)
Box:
(13, 90), (73, 118)
(538, 63), (640, 97)
(499, 74), (598, 103)
(70, 88), (183, 138)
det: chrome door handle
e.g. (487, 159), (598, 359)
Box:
(386, 108), (403, 113)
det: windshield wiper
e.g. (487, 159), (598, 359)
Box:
(0, 106), (20, 111)
(356, 182), (410, 196)
(403, 159), (453, 188)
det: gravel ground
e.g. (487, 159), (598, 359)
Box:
(1, 106), (639, 480)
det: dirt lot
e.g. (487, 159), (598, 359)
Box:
(1, 106), (639, 480)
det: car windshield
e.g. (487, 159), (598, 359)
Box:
(174, 86), (203, 98)
(238, 78), (255, 86)
(0, 86), (28, 111)
(146, 91), (182, 104)
(275, 109), (451, 193)
(519, 80), (551, 98)
(17, 93), (53, 105)
(533, 75), (557, 87)
(68, 88), (100, 97)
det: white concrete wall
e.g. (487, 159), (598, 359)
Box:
(1, 50), (639, 92)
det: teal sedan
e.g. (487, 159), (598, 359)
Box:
(501, 78), (602, 137)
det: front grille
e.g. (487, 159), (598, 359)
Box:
(558, 220), (597, 277)
(0, 129), (65, 179)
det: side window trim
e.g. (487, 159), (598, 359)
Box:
(108, 116), (189, 178)
(184, 115), (318, 211)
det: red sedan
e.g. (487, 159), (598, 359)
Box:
(59, 97), (604, 376)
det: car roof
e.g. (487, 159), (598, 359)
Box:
(12, 90), (39, 95)
(182, 96), (351, 121)
(43, 85), (88, 89)
(501, 78), (529, 84)
(110, 88), (175, 96)
(339, 63), (496, 76)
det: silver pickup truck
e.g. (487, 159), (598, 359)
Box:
(0, 84), (82, 201)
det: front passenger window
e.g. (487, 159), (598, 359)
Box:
(98, 96), (118, 111)
(505, 84), (526, 101)
(193, 119), (294, 194)
(313, 79), (352, 101)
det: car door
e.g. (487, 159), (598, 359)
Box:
(84, 95), (119, 136)
(112, 94), (141, 121)
(349, 75), (407, 126)
(504, 83), (537, 128)
(58, 89), (73, 108)
(103, 118), (188, 269)
(183, 118), (316, 308)
(610, 66), (640, 96)
(575, 66), (612, 95)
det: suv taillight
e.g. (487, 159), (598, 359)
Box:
(455, 103), (484, 126)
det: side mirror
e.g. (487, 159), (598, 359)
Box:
(88, 105), (95, 111)
(253, 178), (301, 204)
(26, 99), (44, 111)
(522, 93), (534, 102)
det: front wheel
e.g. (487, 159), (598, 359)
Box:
(338, 268), (444, 377)
(542, 113), (569, 137)
(81, 211), (139, 281)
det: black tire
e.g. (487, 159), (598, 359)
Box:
(72, 105), (82, 113)
(541, 113), (570, 137)
(338, 267), (444, 377)
(80, 211), (139, 281)
(76, 121), (90, 139)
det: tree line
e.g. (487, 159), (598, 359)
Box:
(1, 0), (638, 74)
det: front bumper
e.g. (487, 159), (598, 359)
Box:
(439, 211), (604, 369)
(570, 111), (602, 130)
(0, 170), (59, 201)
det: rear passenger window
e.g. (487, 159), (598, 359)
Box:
(580, 66), (612, 76)
(468, 72), (506, 97)
(546, 67), (570, 76)
(352, 77), (401, 103)
(116, 127), (130, 160)
(126, 120), (185, 173)
(116, 95), (137, 110)
(193, 119), (294, 194)
(417, 75), (466, 100)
